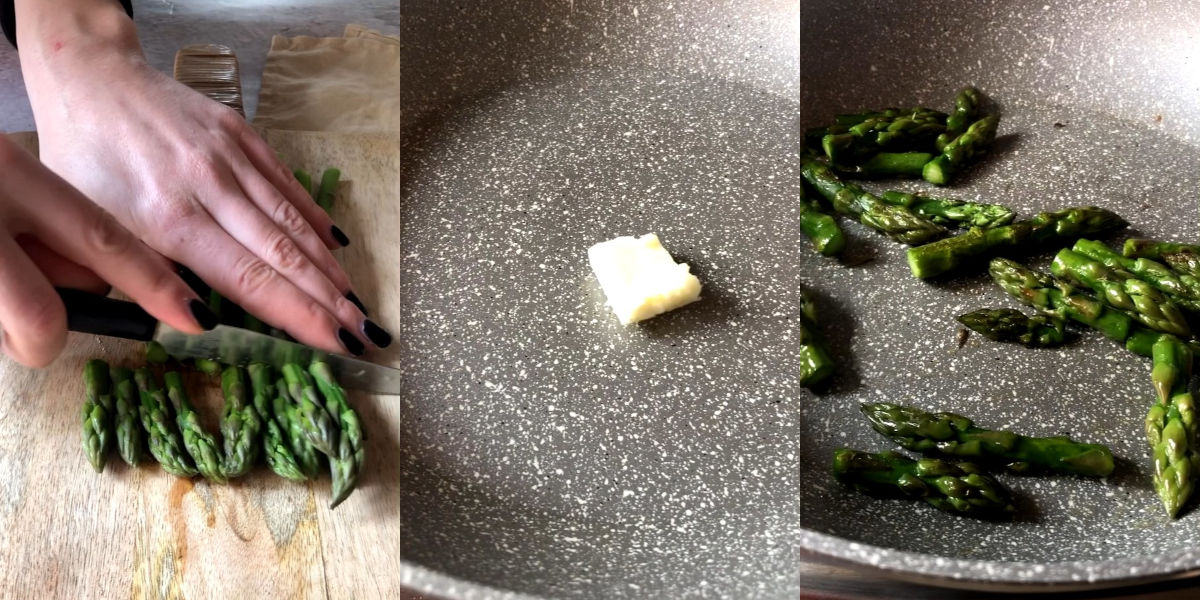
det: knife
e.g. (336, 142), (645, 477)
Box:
(57, 288), (402, 395)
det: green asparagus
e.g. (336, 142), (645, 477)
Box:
(798, 182), (846, 256)
(1050, 248), (1191, 338)
(281, 364), (338, 456)
(833, 152), (933, 179)
(135, 368), (198, 478)
(82, 359), (113, 473)
(832, 449), (1015, 517)
(111, 367), (146, 466)
(145, 341), (169, 365)
(1146, 334), (1200, 518)
(879, 190), (1015, 229)
(957, 308), (1068, 347)
(907, 206), (1128, 279)
(219, 366), (262, 478)
(1073, 239), (1200, 313)
(936, 87), (983, 150)
(276, 380), (322, 479)
(801, 160), (947, 245)
(249, 364), (307, 482)
(861, 402), (1113, 476)
(798, 292), (835, 387)
(822, 112), (946, 164)
(293, 169), (313, 197)
(164, 371), (226, 483)
(923, 114), (999, 185)
(315, 168), (341, 213)
(310, 360), (364, 508)
(1124, 239), (1200, 279)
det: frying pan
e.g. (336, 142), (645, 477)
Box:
(799, 0), (1200, 591)
(397, 1), (801, 598)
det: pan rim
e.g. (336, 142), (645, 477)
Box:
(798, 527), (1200, 590)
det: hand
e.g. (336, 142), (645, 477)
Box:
(14, 0), (390, 356)
(0, 135), (216, 367)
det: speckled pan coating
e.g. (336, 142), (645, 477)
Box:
(800, 0), (1200, 590)
(400, 1), (801, 598)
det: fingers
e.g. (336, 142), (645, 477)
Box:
(2, 159), (214, 336)
(198, 165), (380, 350)
(226, 152), (357, 303)
(170, 218), (363, 356)
(0, 235), (67, 367)
(17, 236), (110, 295)
(234, 122), (346, 251)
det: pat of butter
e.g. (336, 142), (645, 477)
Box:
(587, 233), (702, 324)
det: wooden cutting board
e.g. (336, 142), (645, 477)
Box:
(0, 129), (403, 598)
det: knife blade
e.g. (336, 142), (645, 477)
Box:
(57, 288), (402, 395)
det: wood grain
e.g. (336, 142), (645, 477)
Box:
(0, 130), (401, 598)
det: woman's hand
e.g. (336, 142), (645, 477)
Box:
(14, 0), (389, 356)
(0, 135), (217, 367)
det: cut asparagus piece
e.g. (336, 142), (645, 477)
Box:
(833, 152), (932, 179)
(1050, 248), (1191, 338)
(1124, 239), (1200, 279)
(957, 308), (1068, 347)
(936, 87), (983, 150)
(923, 114), (999, 185)
(801, 160), (946, 245)
(1146, 334), (1200, 518)
(861, 402), (1113, 476)
(797, 292), (835, 387)
(164, 371), (226, 483)
(907, 206), (1127, 279)
(111, 366), (146, 466)
(1073, 239), (1200, 313)
(798, 182), (846, 256)
(135, 368), (198, 478)
(832, 449), (1015, 517)
(82, 359), (113, 473)
(281, 364), (338, 456)
(880, 190), (1015, 229)
(310, 360), (364, 508)
(276, 379), (322, 479)
(219, 366), (262, 478)
(315, 168), (341, 213)
(248, 364), (308, 482)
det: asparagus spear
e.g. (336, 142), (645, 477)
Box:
(1050, 248), (1191, 338)
(833, 152), (932, 179)
(957, 308), (1068, 347)
(145, 341), (169, 364)
(798, 182), (846, 256)
(82, 359), (113, 473)
(832, 449), (1015, 517)
(1073, 239), (1200, 313)
(907, 206), (1128, 279)
(111, 367), (146, 466)
(1124, 239), (1200, 279)
(164, 371), (226, 483)
(249, 364), (307, 482)
(798, 292), (835, 387)
(822, 112), (947, 164)
(275, 379), (322, 479)
(315, 168), (341, 213)
(310, 360), (364, 508)
(923, 114), (999, 186)
(135, 368), (198, 478)
(861, 402), (1113, 476)
(936, 87), (983, 150)
(219, 366), (262, 478)
(1146, 334), (1200, 518)
(879, 190), (1015, 229)
(801, 160), (947, 245)
(281, 364), (338, 456)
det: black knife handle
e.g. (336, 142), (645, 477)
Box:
(57, 288), (158, 342)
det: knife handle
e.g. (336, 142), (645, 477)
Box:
(57, 288), (157, 342)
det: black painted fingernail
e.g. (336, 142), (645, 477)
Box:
(337, 327), (364, 356)
(362, 320), (392, 348)
(331, 225), (350, 247)
(346, 291), (368, 316)
(189, 299), (219, 330)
